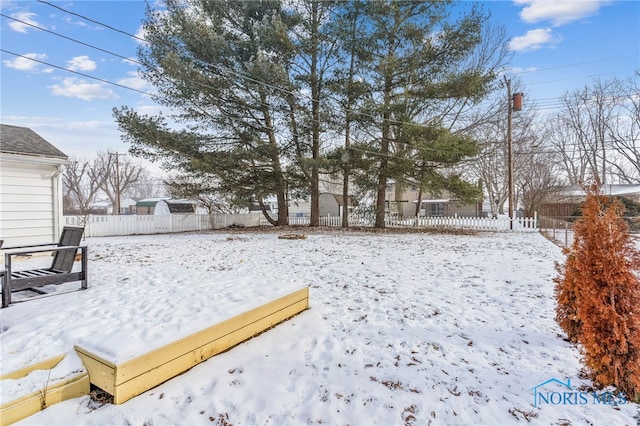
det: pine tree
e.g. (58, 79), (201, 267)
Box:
(554, 184), (640, 400)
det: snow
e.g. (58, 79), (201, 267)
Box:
(1, 229), (638, 425)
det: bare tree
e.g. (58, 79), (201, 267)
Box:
(94, 151), (146, 215)
(517, 149), (561, 217)
(165, 176), (241, 215)
(546, 114), (591, 185)
(547, 78), (626, 185)
(62, 158), (105, 219)
(125, 175), (167, 200)
(606, 77), (640, 183)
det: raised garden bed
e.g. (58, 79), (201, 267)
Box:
(0, 354), (89, 425)
(74, 287), (309, 404)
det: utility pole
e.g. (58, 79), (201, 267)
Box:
(505, 77), (514, 230)
(504, 77), (523, 231)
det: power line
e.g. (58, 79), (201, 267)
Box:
(29, 0), (502, 132)
(0, 49), (150, 96)
(36, 0), (146, 43)
(16, 0), (640, 164)
(34, 0), (637, 125)
(0, 13), (142, 66)
(510, 56), (638, 76)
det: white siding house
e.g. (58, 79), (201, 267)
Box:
(0, 124), (69, 246)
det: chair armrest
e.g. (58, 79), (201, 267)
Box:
(3, 245), (85, 258)
(1, 242), (58, 251)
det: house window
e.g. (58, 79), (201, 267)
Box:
(430, 203), (444, 217)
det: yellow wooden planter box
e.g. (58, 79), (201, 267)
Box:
(75, 287), (309, 404)
(0, 355), (89, 426)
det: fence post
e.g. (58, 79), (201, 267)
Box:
(87, 214), (92, 238)
(565, 220), (568, 248)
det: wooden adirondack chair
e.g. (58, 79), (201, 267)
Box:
(1, 226), (88, 308)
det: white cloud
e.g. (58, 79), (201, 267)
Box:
(134, 24), (148, 44)
(508, 28), (562, 52)
(67, 56), (97, 72)
(3, 52), (47, 71)
(514, 0), (609, 26)
(122, 57), (138, 66)
(509, 66), (539, 74)
(50, 77), (118, 101)
(8, 11), (40, 33)
(117, 71), (149, 91)
(63, 16), (87, 27)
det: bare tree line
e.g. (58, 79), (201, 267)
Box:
(63, 151), (158, 216)
(546, 77), (640, 186)
(465, 75), (639, 220)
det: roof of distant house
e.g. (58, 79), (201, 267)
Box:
(321, 193), (358, 206)
(561, 184), (640, 197)
(0, 124), (68, 159)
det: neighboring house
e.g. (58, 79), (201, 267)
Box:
(540, 184), (640, 217)
(265, 194), (357, 217)
(89, 199), (112, 215)
(558, 184), (640, 203)
(385, 180), (482, 217)
(0, 124), (69, 246)
(319, 193), (357, 217)
(154, 199), (196, 215)
(119, 198), (138, 215)
(288, 200), (311, 217)
(89, 197), (138, 215)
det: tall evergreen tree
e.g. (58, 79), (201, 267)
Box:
(114, 1), (502, 227)
(114, 0), (296, 225)
(287, 1), (339, 226)
(327, 1), (369, 227)
(353, 0), (496, 227)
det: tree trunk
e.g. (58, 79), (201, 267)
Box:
(261, 93), (288, 226)
(308, 1), (321, 227)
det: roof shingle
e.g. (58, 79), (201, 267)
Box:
(0, 124), (68, 159)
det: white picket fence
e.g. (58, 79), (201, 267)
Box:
(64, 214), (212, 237)
(65, 212), (538, 237)
(272, 213), (539, 232)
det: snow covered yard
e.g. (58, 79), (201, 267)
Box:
(1, 229), (638, 425)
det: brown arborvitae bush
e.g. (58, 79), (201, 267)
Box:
(554, 249), (581, 342)
(554, 185), (640, 400)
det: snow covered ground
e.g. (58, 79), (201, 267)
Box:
(1, 229), (638, 425)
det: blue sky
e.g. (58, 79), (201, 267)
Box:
(1, 0), (638, 174)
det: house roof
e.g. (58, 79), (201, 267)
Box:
(560, 184), (640, 197)
(320, 193), (357, 207)
(1, 124), (68, 159)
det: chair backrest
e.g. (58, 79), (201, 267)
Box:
(50, 226), (84, 272)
